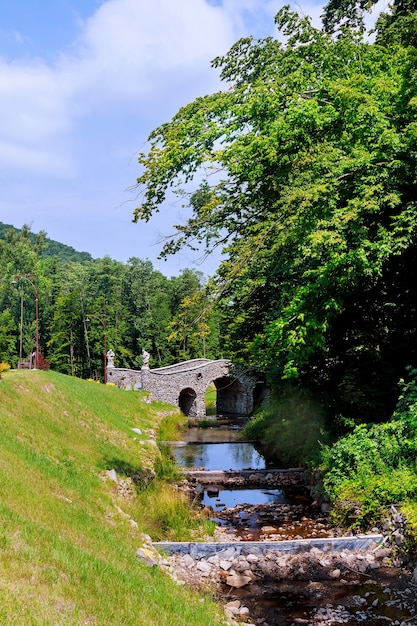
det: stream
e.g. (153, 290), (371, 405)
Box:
(168, 418), (417, 626)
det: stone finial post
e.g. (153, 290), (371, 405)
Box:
(106, 349), (115, 368)
(141, 348), (150, 369)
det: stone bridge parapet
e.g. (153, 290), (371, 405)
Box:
(106, 357), (265, 417)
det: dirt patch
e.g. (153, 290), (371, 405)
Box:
(41, 383), (55, 393)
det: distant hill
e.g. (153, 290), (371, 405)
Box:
(0, 222), (93, 263)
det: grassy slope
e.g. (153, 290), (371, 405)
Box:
(0, 370), (225, 625)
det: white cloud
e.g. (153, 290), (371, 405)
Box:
(0, 59), (69, 142)
(66, 0), (237, 106)
(0, 0), (243, 175)
(0, 140), (73, 175)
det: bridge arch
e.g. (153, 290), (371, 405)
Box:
(106, 357), (264, 417)
(178, 387), (197, 416)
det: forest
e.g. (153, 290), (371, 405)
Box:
(0, 222), (222, 378)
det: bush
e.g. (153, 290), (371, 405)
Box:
(0, 362), (11, 379)
(400, 502), (417, 554)
(330, 467), (417, 528)
(321, 368), (417, 529)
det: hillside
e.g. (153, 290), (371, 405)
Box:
(0, 222), (93, 263)
(0, 370), (224, 625)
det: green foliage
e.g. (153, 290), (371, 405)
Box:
(0, 310), (16, 365)
(396, 366), (417, 414)
(321, 370), (417, 528)
(400, 501), (417, 552)
(330, 467), (417, 528)
(205, 383), (217, 415)
(132, 6), (417, 424)
(0, 222), (93, 263)
(322, 0), (417, 47)
(1, 223), (222, 379)
(156, 411), (187, 442)
(243, 385), (328, 466)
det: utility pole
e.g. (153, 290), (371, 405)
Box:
(12, 274), (39, 369)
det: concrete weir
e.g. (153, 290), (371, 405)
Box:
(184, 468), (306, 485)
(153, 535), (384, 559)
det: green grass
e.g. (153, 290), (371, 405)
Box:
(205, 384), (217, 416)
(0, 370), (226, 625)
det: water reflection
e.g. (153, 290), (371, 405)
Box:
(172, 442), (265, 470)
(202, 488), (292, 509)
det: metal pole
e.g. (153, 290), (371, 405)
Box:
(103, 300), (107, 384)
(19, 287), (24, 362)
(12, 274), (39, 369)
(35, 286), (39, 369)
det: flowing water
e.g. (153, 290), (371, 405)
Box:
(172, 441), (266, 471)
(171, 420), (318, 531)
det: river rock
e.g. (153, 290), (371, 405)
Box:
(261, 526), (278, 534)
(374, 548), (391, 560)
(233, 557), (251, 572)
(106, 468), (118, 483)
(196, 561), (212, 575)
(225, 600), (241, 610)
(182, 554), (195, 569)
(248, 473), (264, 482)
(226, 573), (252, 588)
(136, 547), (158, 567)
(246, 554), (259, 563)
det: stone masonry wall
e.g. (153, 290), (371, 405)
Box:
(106, 358), (262, 417)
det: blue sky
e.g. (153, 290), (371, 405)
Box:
(0, 0), (328, 277)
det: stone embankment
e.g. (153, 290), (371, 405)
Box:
(120, 428), (417, 624)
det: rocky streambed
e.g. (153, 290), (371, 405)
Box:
(157, 428), (417, 625)
(147, 527), (417, 625)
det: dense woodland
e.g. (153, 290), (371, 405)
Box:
(0, 222), (223, 378)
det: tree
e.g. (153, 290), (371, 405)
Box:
(322, 0), (417, 47)
(133, 7), (417, 421)
(0, 310), (17, 365)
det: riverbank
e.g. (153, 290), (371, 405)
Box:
(0, 370), (228, 625)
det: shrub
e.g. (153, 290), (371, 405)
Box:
(330, 467), (417, 528)
(321, 367), (417, 529)
(0, 362), (11, 379)
(400, 502), (417, 554)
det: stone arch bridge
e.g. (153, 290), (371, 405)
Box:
(106, 358), (265, 417)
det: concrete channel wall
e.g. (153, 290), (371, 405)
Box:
(153, 535), (384, 558)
